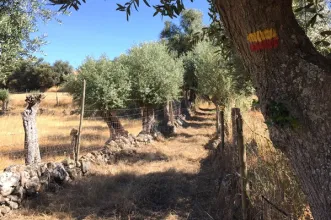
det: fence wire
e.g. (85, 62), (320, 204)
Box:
(238, 113), (305, 220)
(0, 101), (183, 166)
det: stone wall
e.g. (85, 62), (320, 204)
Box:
(0, 134), (144, 217)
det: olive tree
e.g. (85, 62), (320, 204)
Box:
(0, 0), (61, 87)
(48, 0), (331, 218)
(160, 9), (204, 106)
(0, 89), (9, 114)
(123, 42), (184, 134)
(189, 41), (234, 134)
(65, 56), (131, 139)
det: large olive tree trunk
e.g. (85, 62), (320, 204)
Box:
(215, 0), (331, 219)
(22, 95), (43, 165)
(103, 111), (128, 140)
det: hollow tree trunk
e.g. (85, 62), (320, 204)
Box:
(142, 107), (155, 134)
(215, 0), (331, 219)
(22, 95), (43, 165)
(103, 111), (128, 140)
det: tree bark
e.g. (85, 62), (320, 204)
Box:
(22, 95), (43, 165)
(1, 100), (8, 114)
(142, 107), (155, 134)
(103, 111), (128, 140)
(215, 0), (331, 219)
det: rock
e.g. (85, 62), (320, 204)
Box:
(0, 172), (20, 196)
(4, 165), (24, 173)
(120, 136), (131, 145)
(25, 176), (41, 195)
(5, 200), (18, 209)
(62, 158), (76, 169)
(80, 160), (91, 175)
(51, 163), (69, 184)
(46, 162), (56, 171)
(39, 170), (50, 186)
(23, 164), (40, 178)
(96, 154), (103, 163)
(0, 195), (5, 204)
(0, 205), (10, 215)
(6, 195), (21, 203)
(12, 186), (24, 200)
(66, 168), (79, 180)
(128, 135), (135, 143)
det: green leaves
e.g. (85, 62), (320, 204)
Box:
(65, 56), (131, 111)
(124, 42), (184, 106)
(315, 40), (330, 47)
(293, 0), (331, 55)
(0, 0), (60, 87)
(0, 89), (9, 102)
(320, 30), (331, 37)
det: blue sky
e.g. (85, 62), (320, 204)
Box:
(35, 0), (211, 69)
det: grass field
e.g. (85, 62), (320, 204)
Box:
(0, 92), (142, 169)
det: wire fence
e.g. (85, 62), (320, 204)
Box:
(0, 100), (183, 167)
(230, 110), (306, 219)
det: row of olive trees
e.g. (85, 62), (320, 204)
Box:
(161, 9), (254, 136)
(65, 42), (183, 140)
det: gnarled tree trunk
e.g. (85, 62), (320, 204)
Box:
(22, 95), (43, 165)
(215, 0), (331, 219)
(103, 111), (128, 140)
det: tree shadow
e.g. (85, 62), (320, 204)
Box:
(114, 151), (169, 164)
(195, 111), (215, 116)
(188, 115), (206, 122)
(171, 132), (195, 138)
(198, 108), (216, 112)
(186, 122), (214, 129)
(22, 169), (196, 220)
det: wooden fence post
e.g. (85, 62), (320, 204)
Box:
(216, 105), (220, 135)
(231, 108), (238, 147)
(220, 109), (225, 151)
(70, 128), (78, 160)
(75, 80), (86, 164)
(233, 108), (249, 220)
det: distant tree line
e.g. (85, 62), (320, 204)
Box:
(2, 59), (74, 92)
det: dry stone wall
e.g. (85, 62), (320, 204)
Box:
(0, 133), (148, 217)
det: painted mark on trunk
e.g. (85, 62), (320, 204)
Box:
(247, 28), (279, 51)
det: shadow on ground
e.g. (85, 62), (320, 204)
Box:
(22, 169), (196, 220)
(115, 151), (169, 164)
(15, 108), (221, 220)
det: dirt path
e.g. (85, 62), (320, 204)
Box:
(10, 110), (217, 220)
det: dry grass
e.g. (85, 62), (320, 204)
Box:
(0, 96), (309, 219)
(4, 108), (215, 220)
(0, 92), (142, 170)
(241, 111), (307, 219)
